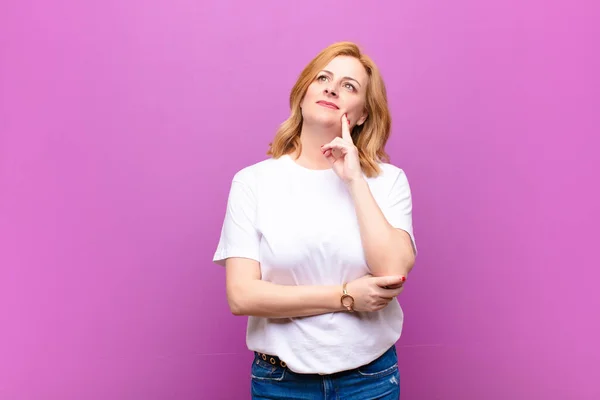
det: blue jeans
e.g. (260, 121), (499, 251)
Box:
(251, 346), (400, 399)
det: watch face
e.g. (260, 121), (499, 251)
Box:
(341, 295), (353, 307)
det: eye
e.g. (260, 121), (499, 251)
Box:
(344, 82), (356, 91)
(317, 74), (329, 82)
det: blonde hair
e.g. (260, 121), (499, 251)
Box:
(267, 41), (392, 177)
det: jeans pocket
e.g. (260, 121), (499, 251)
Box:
(357, 346), (398, 378)
(251, 359), (287, 381)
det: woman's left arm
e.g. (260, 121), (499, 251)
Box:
(322, 113), (416, 279)
(347, 177), (416, 278)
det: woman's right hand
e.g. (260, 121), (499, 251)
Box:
(345, 275), (406, 312)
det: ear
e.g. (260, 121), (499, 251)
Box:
(357, 110), (368, 126)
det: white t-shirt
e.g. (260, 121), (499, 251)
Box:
(213, 154), (416, 374)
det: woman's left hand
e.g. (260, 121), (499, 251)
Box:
(321, 113), (363, 184)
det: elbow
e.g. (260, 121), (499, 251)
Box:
(227, 294), (241, 315)
(370, 249), (415, 278)
(397, 251), (416, 276)
(402, 250), (416, 272)
(229, 305), (245, 316)
(403, 256), (416, 276)
(226, 285), (250, 316)
(383, 229), (416, 276)
(228, 298), (247, 316)
(375, 258), (414, 278)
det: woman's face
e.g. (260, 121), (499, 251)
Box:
(300, 55), (369, 130)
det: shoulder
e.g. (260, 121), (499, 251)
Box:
(231, 157), (283, 186)
(365, 162), (413, 198)
(370, 162), (411, 184)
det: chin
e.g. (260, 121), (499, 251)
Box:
(303, 110), (340, 127)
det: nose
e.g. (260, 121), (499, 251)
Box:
(324, 87), (337, 97)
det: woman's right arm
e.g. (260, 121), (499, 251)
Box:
(225, 257), (344, 318)
(225, 257), (406, 319)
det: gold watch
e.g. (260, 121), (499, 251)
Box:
(340, 282), (355, 312)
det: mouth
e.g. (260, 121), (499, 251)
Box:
(316, 101), (339, 110)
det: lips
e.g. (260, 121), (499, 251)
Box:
(317, 101), (339, 110)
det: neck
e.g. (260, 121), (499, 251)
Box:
(293, 123), (340, 170)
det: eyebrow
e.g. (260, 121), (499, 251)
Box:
(321, 70), (362, 87)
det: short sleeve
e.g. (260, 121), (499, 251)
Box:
(212, 177), (261, 267)
(382, 169), (417, 256)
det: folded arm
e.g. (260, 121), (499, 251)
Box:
(225, 257), (345, 318)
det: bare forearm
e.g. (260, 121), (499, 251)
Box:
(348, 178), (415, 277)
(228, 280), (344, 318)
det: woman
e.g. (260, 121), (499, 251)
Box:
(213, 41), (417, 400)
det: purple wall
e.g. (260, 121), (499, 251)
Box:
(1, 0), (598, 399)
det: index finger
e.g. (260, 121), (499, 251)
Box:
(341, 113), (352, 142)
(385, 285), (405, 297)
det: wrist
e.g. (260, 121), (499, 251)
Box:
(325, 285), (342, 312)
(339, 282), (355, 312)
(334, 285), (346, 312)
(346, 176), (368, 195)
(346, 177), (369, 200)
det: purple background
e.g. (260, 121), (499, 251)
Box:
(1, 0), (598, 399)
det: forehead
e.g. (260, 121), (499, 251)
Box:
(321, 56), (368, 85)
